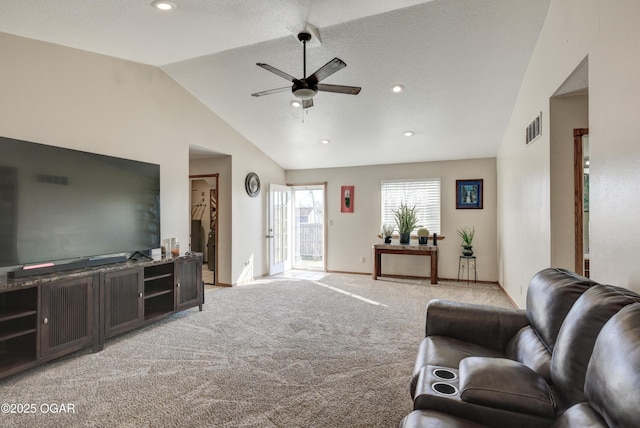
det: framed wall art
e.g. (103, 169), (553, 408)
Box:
(456, 179), (483, 209)
(340, 185), (354, 213)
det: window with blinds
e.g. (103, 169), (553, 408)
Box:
(381, 179), (441, 234)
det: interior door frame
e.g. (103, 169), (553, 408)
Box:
(189, 173), (219, 286)
(573, 128), (588, 276)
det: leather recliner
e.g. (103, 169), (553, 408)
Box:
(402, 268), (640, 427)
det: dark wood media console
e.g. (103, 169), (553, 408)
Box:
(0, 254), (203, 380)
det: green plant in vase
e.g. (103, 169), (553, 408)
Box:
(417, 227), (430, 245)
(393, 203), (420, 244)
(457, 226), (475, 256)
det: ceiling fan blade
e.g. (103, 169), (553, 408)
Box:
(251, 86), (291, 97)
(317, 84), (361, 95)
(302, 99), (314, 109)
(256, 63), (296, 82)
(307, 58), (346, 84)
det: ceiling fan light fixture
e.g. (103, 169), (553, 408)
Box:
(403, 131), (414, 137)
(321, 139), (330, 145)
(151, 1), (176, 11)
(293, 88), (317, 100)
(392, 84), (405, 93)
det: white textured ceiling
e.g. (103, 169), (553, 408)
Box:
(0, 0), (551, 170)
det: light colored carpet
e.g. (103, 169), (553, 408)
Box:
(1, 272), (514, 427)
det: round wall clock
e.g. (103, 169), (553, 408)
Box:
(245, 172), (260, 197)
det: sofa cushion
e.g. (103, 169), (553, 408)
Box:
(584, 303), (640, 428)
(551, 403), (607, 428)
(551, 284), (640, 407)
(526, 268), (596, 353)
(505, 325), (552, 382)
(411, 336), (504, 398)
(459, 357), (555, 419)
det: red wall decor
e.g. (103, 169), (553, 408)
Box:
(341, 185), (354, 213)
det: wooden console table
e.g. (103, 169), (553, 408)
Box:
(372, 243), (438, 284)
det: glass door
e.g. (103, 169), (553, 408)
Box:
(268, 184), (292, 275)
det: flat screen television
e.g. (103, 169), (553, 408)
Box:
(0, 136), (160, 275)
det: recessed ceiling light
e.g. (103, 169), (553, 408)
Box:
(321, 139), (330, 145)
(151, 1), (176, 11)
(391, 84), (405, 93)
(290, 100), (301, 108)
(403, 131), (414, 137)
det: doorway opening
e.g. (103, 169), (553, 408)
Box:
(189, 174), (218, 285)
(268, 183), (326, 275)
(292, 185), (326, 270)
(574, 129), (589, 277)
(549, 56), (588, 275)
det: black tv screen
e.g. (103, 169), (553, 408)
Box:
(0, 136), (160, 268)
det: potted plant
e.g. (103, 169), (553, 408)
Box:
(381, 223), (394, 244)
(393, 203), (420, 244)
(457, 226), (475, 256)
(417, 227), (430, 245)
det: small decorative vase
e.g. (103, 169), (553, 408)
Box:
(384, 236), (392, 244)
(399, 233), (410, 244)
(462, 245), (473, 256)
(418, 236), (428, 245)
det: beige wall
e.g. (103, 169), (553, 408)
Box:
(0, 31), (285, 285)
(589, 1), (640, 289)
(7, 1), (640, 296)
(286, 158), (497, 281)
(498, 0), (640, 307)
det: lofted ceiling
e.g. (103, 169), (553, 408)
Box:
(0, 0), (551, 170)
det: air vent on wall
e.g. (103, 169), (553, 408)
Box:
(526, 112), (542, 145)
(37, 173), (69, 186)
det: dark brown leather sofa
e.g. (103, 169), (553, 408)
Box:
(401, 268), (640, 427)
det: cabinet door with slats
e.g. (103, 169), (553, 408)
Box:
(176, 257), (202, 310)
(104, 268), (143, 338)
(40, 276), (94, 358)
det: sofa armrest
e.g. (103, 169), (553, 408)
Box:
(425, 299), (528, 352)
(459, 357), (555, 419)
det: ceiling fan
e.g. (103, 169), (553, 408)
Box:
(251, 31), (361, 109)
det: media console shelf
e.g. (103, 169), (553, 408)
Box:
(0, 287), (38, 376)
(143, 263), (176, 321)
(0, 254), (203, 380)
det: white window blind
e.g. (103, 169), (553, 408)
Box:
(381, 179), (441, 234)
